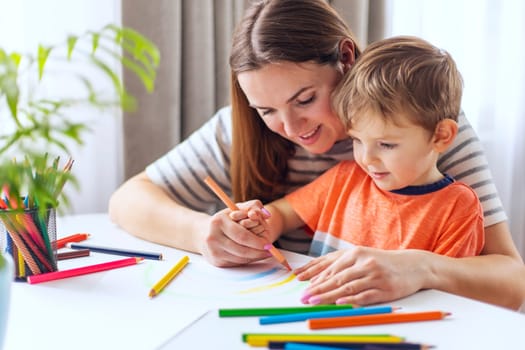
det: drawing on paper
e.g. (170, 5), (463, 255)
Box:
(143, 255), (310, 302)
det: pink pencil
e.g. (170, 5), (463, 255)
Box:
(27, 257), (144, 284)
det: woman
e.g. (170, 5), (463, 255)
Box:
(109, 0), (525, 309)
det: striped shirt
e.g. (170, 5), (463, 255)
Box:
(146, 106), (506, 254)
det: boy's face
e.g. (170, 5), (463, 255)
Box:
(347, 109), (442, 191)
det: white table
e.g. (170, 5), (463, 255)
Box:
(5, 213), (525, 350)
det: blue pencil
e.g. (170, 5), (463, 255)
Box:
(269, 341), (431, 350)
(284, 343), (350, 350)
(260, 305), (397, 325)
(66, 242), (163, 260)
(280, 342), (428, 350)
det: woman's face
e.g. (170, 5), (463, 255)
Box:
(237, 61), (348, 154)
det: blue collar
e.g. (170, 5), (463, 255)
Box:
(390, 174), (455, 195)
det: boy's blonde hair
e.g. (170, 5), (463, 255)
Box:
(333, 36), (463, 133)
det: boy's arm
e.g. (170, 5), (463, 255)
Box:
(264, 198), (305, 241)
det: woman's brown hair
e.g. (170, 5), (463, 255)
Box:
(229, 0), (360, 202)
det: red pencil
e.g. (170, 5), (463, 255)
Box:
(54, 233), (90, 249)
(308, 310), (451, 330)
(27, 257), (144, 284)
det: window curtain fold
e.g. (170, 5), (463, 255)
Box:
(121, 0), (249, 179)
(120, 0), (381, 179)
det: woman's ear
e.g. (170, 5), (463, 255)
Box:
(338, 39), (355, 73)
(432, 119), (458, 152)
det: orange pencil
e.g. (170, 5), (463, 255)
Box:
(308, 310), (451, 330)
(54, 233), (90, 249)
(263, 244), (292, 271)
(203, 176), (292, 271)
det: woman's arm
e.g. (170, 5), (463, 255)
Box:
(425, 221), (525, 309)
(297, 222), (525, 310)
(109, 172), (271, 267)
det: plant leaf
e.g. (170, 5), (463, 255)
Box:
(89, 55), (137, 111)
(67, 35), (78, 60)
(0, 51), (20, 120)
(9, 52), (22, 67)
(91, 32), (100, 54)
(37, 45), (52, 80)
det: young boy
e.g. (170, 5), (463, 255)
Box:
(235, 36), (484, 260)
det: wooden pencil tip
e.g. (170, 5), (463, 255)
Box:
(149, 290), (157, 298)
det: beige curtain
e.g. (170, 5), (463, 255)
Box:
(121, 0), (386, 179)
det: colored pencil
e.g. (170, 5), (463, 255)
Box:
(260, 306), (397, 325)
(243, 334), (405, 347)
(268, 341), (433, 349)
(203, 176), (292, 271)
(57, 249), (91, 260)
(18, 213), (47, 251)
(220, 304), (355, 317)
(27, 257), (144, 284)
(66, 242), (163, 260)
(20, 211), (56, 271)
(263, 243), (292, 271)
(54, 233), (90, 249)
(15, 245), (24, 278)
(308, 311), (451, 330)
(2, 221), (42, 274)
(149, 255), (189, 298)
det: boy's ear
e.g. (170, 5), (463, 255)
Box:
(432, 119), (458, 152)
(339, 39), (356, 73)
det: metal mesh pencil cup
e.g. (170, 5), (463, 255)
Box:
(0, 207), (58, 281)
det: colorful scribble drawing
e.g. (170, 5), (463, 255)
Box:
(143, 254), (309, 302)
(237, 273), (297, 294)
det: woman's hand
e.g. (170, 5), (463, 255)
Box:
(198, 200), (271, 267)
(295, 246), (431, 305)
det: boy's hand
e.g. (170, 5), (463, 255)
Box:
(230, 200), (271, 238)
(295, 247), (427, 306)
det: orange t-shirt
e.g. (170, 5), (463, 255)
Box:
(285, 161), (484, 257)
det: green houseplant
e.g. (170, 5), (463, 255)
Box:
(0, 24), (159, 210)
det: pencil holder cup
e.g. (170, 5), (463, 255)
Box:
(0, 207), (58, 281)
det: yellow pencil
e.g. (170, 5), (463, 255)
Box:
(18, 250), (25, 277)
(243, 333), (405, 347)
(149, 255), (189, 298)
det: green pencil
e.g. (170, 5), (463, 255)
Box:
(219, 304), (355, 317)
